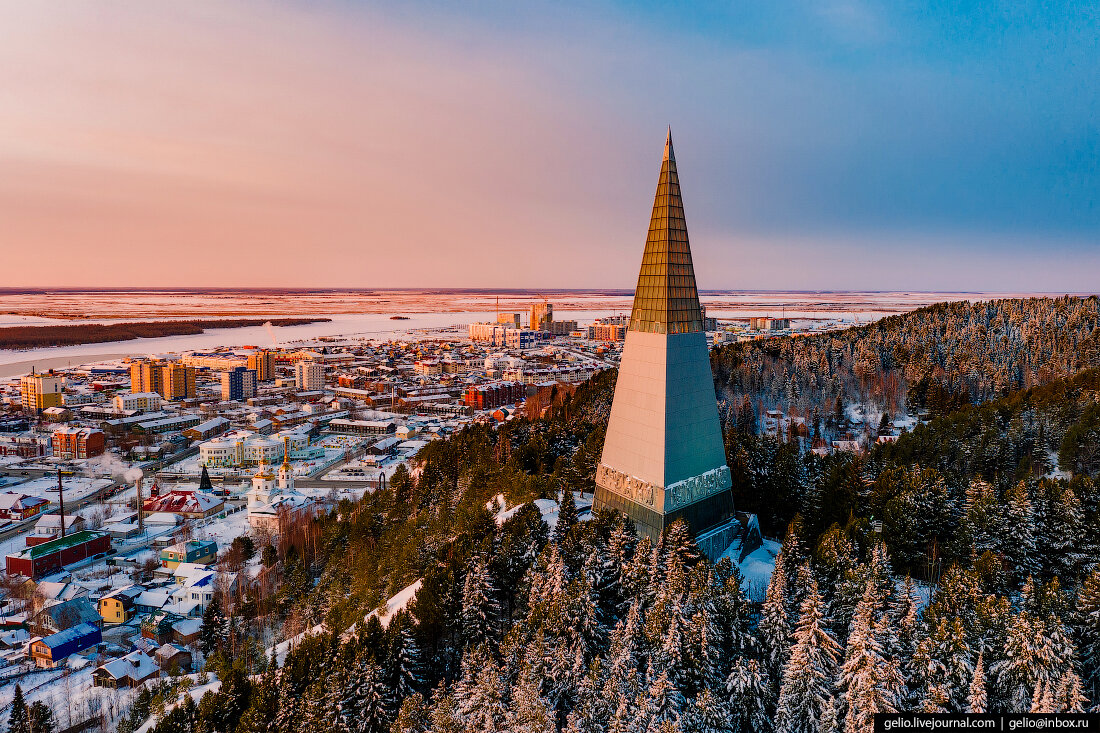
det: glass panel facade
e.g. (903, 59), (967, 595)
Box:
(628, 138), (704, 335)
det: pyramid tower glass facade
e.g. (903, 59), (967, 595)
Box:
(593, 130), (735, 546)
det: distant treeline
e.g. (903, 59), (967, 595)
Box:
(0, 317), (330, 349)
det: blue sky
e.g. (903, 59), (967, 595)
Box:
(0, 1), (1096, 289)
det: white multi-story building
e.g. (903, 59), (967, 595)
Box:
(294, 361), (325, 391)
(198, 429), (310, 467)
(113, 392), (163, 412)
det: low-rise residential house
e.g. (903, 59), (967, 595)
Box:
(30, 597), (102, 636)
(159, 540), (218, 570)
(141, 610), (187, 645)
(27, 514), (86, 546)
(171, 618), (202, 646)
(142, 489), (224, 519)
(0, 493), (50, 522)
(28, 623), (101, 669)
(99, 586), (142, 624)
(92, 650), (159, 688)
(154, 643), (193, 673)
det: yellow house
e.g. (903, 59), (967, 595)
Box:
(98, 586), (142, 625)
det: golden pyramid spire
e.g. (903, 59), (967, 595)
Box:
(628, 127), (703, 335)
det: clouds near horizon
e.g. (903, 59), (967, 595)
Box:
(0, 1), (1096, 291)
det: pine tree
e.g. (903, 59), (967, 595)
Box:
(200, 594), (228, 655)
(1053, 671), (1088, 713)
(1002, 482), (1039, 584)
(646, 671), (684, 730)
(838, 583), (903, 733)
(27, 700), (55, 733)
(775, 580), (841, 733)
(389, 620), (424, 701)
(553, 488), (578, 546)
(453, 647), (505, 733)
(759, 558), (790, 679)
(1073, 568), (1100, 700)
(392, 692), (431, 733)
(725, 658), (771, 733)
(508, 668), (556, 733)
(8, 685), (28, 733)
(968, 653), (987, 713)
(566, 659), (611, 733)
(461, 554), (500, 648)
(685, 688), (733, 733)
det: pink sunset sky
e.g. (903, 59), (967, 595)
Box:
(1, 2), (1096, 291)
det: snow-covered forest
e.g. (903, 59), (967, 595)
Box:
(130, 297), (1100, 732)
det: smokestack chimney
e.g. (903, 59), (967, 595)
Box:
(136, 477), (145, 536)
(57, 469), (66, 539)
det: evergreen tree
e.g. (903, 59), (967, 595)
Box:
(775, 580), (841, 733)
(200, 593), (228, 655)
(392, 692), (431, 733)
(1003, 483), (1039, 584)
(725, 658), (771, 733)
(968, 653), (988, 714)
(461, 554), (500, 648)
(759, 558), (791, 679)
(27, 701), (53, 733)
(685, 688), (733, 733)
(508, 668), (556, 733)
(1073, 568), (1100, 700)
(8, 685), (28, 733)
(838, 583), (904, 733)
(646, 671), (684, 731)
(553, 489), (579, 546)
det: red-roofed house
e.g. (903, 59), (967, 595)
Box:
(142, 489), (223, 519)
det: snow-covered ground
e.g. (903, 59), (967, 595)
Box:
(725, 538), (781, 601)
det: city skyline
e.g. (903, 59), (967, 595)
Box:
(1, 1), (1097, 291)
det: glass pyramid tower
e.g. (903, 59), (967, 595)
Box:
(593, 129), (735, 546)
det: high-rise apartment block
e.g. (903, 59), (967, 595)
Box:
(221, 367), (258, 401)
(294, 361), (325, 391)
(130, 360), (196, 400)
(530, 302), (553, 331)
(20, 372), (63, 413)
(593, 130), (735, 556)
(161, 363), (197, 400)
(247, 350), (275, 382)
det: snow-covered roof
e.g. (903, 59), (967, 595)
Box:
(96, 650), (158, 682)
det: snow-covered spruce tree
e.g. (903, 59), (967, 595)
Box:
(607, 603), (647, 695)
(1002, 482), (1040, 585)
(837, 583), (904, 733)
(661, 519), (703, 568)
(1053, 670), (1088, 713)
(8, 684), (28, 733)
(1072, 567), (1100, 700)
(553, 488), (579, 546)
(775, 579), (841, 733)
(968, 653), (988, 713)
(646, 670), (685, 732)
(508, 666), (557, 733)
(461, 553), (500, 648)
(909, 615), (973, 711)
(725, 658), (772, 733)
(991, 611), (1075, 712)
(388, 617), (425, 701)
(565, 658), (611, 733)
(758, 556), (791, 680)
(685, 688), (734, 733)
(452, 646), (506, 732)
(391, 692), (431, 733)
